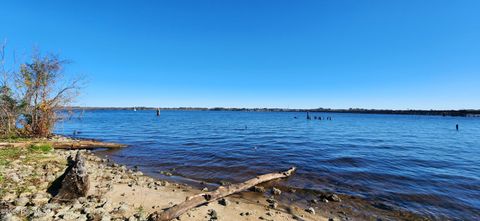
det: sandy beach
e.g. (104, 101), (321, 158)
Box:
(0, 141), (326, 221)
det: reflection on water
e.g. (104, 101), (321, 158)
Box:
(55, 110), (480, 219)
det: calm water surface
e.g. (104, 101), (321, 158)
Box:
(55, 110), (480, 219)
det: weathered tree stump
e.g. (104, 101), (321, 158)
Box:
(51, 151), (90, 203)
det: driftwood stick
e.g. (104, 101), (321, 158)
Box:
(149, 167), (297, 221)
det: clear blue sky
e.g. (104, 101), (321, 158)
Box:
(1, 1), (479, 109)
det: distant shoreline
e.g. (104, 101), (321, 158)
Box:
(68, 106), (480, 117)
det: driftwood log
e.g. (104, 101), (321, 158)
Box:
(149, 167), (297, 221)
(51, 151), (90, 203)
(52, 139), (126, 149)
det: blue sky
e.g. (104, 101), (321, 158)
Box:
(1, 0), (479, 109)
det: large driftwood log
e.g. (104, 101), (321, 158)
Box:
(149, 167), (297, 221)
(51, 151), (90, 203)
(52, 139), (126, 149)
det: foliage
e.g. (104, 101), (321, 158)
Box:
(29, 143), (53, 152)
(0, 42), (82, 138)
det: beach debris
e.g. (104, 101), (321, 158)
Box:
(51, 151), (90, 204)
(148, 167), (297, 221)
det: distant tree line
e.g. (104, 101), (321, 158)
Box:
(68, 106), (480, 117)
(0, 42), (83, 138)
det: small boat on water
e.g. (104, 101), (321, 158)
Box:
(133, 107), (137, 111)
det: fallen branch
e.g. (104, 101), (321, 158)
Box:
(148, 167), (297, 221)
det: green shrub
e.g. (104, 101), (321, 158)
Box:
(29, 143), (53, 152)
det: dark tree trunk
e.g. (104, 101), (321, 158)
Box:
(50, 151), (90, 203)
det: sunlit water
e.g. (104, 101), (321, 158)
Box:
(55, 110), (480, 219)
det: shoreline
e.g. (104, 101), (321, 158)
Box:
(0, 143), (324, 221)
(1, 138), (431, 220)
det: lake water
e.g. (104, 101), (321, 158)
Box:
(55, 110), (480, 219)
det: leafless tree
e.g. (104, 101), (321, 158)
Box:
(0, 40), (22, 137)
(17, 50), (83, 137)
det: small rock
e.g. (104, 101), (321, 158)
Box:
(327, 194), (341, 202)
(100, 214), (111, 221)
(14, 197), (29, 206)
(9, 173), (21, 183)
(31, 196), (49, 206)
(31, 209), (55, 221)
(116, 204), (129, 214)
(269, 202), (278, 209)
(208, 209), (218, 220)
(266, 197), (276, 204)
(272, 187), (282, 195)
(306, 207), (315, 214)
(218, 198), (230, 206)
(160, 171), (173, 176)
(218, 180), (231, 185)
(0, 213), (21, 221)
(43, 203), (60, 210)
(251, 186), (265, 193)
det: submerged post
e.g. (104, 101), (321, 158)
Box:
(306, 112), (311, 120)
(156, 108), (160, 116)
(456, 124), (459, 131)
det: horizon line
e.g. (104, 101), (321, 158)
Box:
(68, 106), (480, 112)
